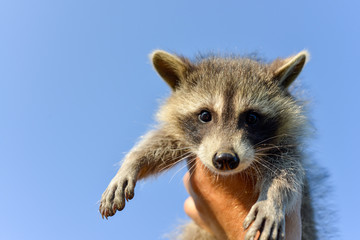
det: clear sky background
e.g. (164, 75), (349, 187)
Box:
(0, 0), (359, 239)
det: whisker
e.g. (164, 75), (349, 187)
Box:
(187, 158), (199, 178)
(253, 157), (278, 175)
(255, 153), (286, 159)
(168, 146), (193, 151)
(253, 134), (294, 147)
(255, 144), (296, 150)
(158, 152), (194, 173)
(168, 155), (196, 183)
(255, 145), (283, 153)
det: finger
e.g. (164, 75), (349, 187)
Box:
(184, 196), (212, 234)
(183, 172), (191, 194)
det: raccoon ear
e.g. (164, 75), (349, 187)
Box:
(272, 51), (309, 89)
(151, 50), (191, 91)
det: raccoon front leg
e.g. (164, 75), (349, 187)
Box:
(243, 171), (303, 240)
(99, 128), (190, 219)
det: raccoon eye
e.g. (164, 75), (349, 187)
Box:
(245, 112), (259, 125)
(198, 110), (212, 123)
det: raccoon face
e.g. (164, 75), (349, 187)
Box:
(152, 50), (308, 174)
(194, 107), (280, 175)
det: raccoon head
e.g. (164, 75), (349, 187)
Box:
(151, 50), (308, 175)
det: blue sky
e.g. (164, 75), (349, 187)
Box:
(0, 0), (359, 239)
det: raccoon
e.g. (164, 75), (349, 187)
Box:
(99, 50), (317, 240)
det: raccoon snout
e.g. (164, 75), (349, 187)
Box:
(212, 151), (240, 171)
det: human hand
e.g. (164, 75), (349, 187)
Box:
(183, 158), (301, 240)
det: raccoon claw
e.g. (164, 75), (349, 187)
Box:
(99, 174), (137, 219)
(244, 201), (285, 240)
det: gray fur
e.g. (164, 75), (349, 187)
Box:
(99, 50), (317, 240)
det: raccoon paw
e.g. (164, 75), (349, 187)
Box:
(243, 201), (285, 240)
(99, 174), (137, 219)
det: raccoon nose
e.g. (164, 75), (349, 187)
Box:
(212, 152), (240, 171)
